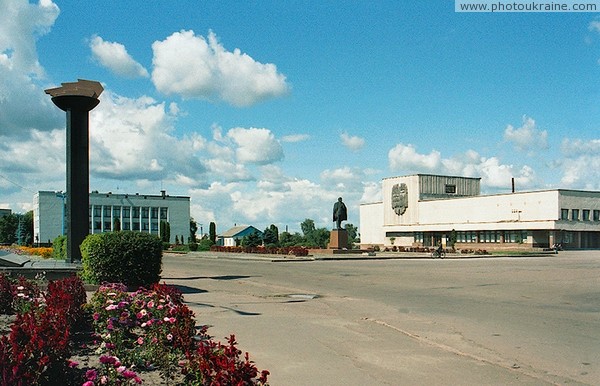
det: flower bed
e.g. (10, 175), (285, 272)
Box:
(0, 273), (269, 385)
(210, 245), (309, 256)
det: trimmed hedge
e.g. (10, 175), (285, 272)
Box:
(80, 231), (163, 287)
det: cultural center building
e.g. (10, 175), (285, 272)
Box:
(360, 174), (600, 251)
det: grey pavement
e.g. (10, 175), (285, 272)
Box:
(161, 250), (600, 386)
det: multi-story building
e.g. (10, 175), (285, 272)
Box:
(360, 174), (600, 250)
(34, 190), (190, 245)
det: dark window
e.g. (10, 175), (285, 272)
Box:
(445, 184), (456, 194)
(572, 209), (579, 221)
(594, 210), (600, 221)
(583, 210), (590, 221)
(561, 209), (569, 220)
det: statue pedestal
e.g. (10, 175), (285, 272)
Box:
(328, 229), (348, 249)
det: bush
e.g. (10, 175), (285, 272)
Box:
(188, 242), (198, 251)
(197, 239), (214, 251)
(52, 235), (67, 260)
(80, 231), (163, 287)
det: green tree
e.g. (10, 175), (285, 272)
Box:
(300, 219), (315, 237)
(209, 222), (217, 244)
(307, 227), (330, 249)
(279, 231), (304, 247)
(241, 231), (262, 248)
(0, 214), (18, 245)
(189, 217), (198, 243)
(160, 221), (171, 243)
(263, 224), (279, 247)
(22, 211), (34, 245)
(344, 223), (358, 248)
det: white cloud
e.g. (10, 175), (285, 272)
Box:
(90, 35), (149, 78)
(503, 115), (548, 153)
(89, 91), (206, 183)
(320, 166), (366, 191)
(151, 30), (289, 106)
(0, 0), (61, 138)
(388, 143), (442, 171)
(281, 134), (310, 143)
(227, 127), (284, 165)
(388, 143), (537, 191)
(558, 138), (600, 189)
(340, 132), (365, 151)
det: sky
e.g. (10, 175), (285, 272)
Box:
(1, 0), (600, 235)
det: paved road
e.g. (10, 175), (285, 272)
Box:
(161, 251), (600, 385)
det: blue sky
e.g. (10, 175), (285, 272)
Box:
(1, 0), (600, 234)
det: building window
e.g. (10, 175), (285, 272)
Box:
(445, 184), (456, 194)
(123, 207), (131, 218)
(113, 206), (121, 217)
(583, 209), (590, 221)
(160, 207), (168, 220)
(414, 232), (423, 243)
(103, 206), (111, 218)
(132, 207), (140, 218)
(141, 207), (149, 219)
(104, 221), (111, 231)
(151, 207), (159, 219)
(94, 206), (102, 217)
(594, 210), (600, 221)
(561, 209), (569, 220)
(122, 221), (130, 231)
(572, 209), (579, 221)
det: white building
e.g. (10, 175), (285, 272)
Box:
(34, 190), (190, 245)
(360, 174), (600, 250)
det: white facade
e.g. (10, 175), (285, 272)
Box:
(360, 174), (600, 250)
(34, 190), (190, 245)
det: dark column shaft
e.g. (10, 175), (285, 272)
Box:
(66, 109), (90, 262)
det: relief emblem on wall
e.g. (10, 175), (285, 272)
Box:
(391, 183), (408, 215)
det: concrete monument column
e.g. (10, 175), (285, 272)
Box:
(45, 80), (103, 262)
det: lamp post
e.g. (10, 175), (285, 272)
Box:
(45, 79), (103, 263)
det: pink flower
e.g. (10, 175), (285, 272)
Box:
(166, 333), (173, 341)
(86, 369), (98, 381)
(67, 359), (79, 368)
(105, 304), (118, 311)
(82, 381), (94, 386)
(137, 337), (144, 345)
(147, 300), (155, 308)
(93, 312), (100, 321)
(122, 369), (138, 379)
(100, 375), (108, 384)
(117, 365), (126, 373)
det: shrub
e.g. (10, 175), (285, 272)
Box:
(183, 334), (269, 385)
(52, 235), (67, 260)
(188, 242), (198, 251)
(45, 276), (87, 330)
(80, 231), (163, 287)
(197, 239), (213, 251)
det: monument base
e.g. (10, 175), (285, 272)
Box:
(328, 229), (348, 249)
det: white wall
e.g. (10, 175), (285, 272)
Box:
(359, 201), (385, 246)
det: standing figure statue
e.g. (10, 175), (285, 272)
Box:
(332, 197), (348, 230)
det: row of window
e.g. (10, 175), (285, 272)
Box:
(90, 205), (169, 221)
(414, 231), (528, 244)
(89, 220), (160, 234)
(560, 209), (600, 221)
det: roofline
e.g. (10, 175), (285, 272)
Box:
(37, 190), (190, 199)
(382, 173), (481, 181)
